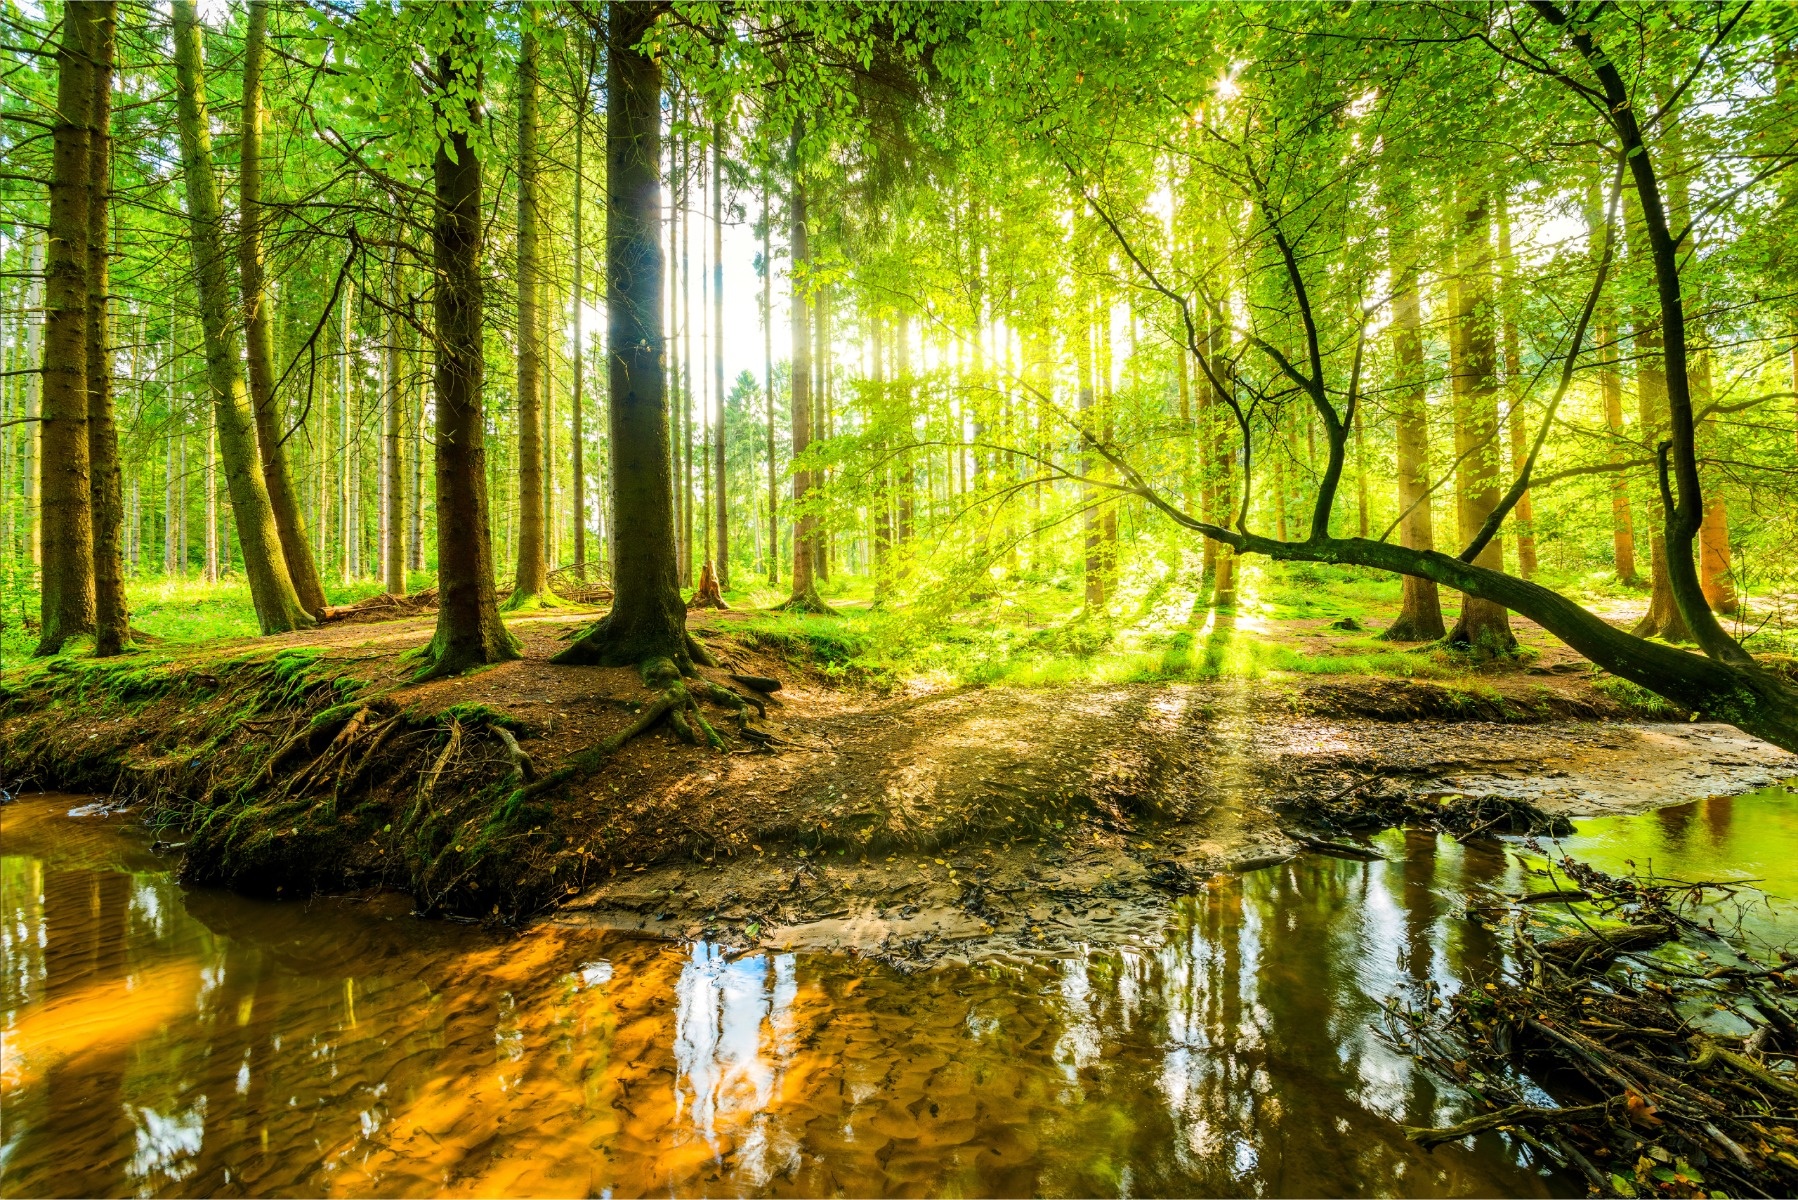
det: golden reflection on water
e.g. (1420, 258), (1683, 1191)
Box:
(1, 797), (1574, 1198)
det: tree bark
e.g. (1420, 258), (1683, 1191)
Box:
(762, 184), (778, 585)
(506, 27), (547, 608)
(713, 115), (728, 589)
(1381, 205), (1444, 639)
(88, 1), (130, 656)
(554, 0), (702, 670)
(171, 0), (313, 634)
(1496, 195), (1538, 580)
(783, 118), (830, 614)
(240, 0), (327, 618)
(383, 278), (405, 595)
(1445, 184), (1514, 652)
(572, 97), (587, 576)
(1208, 312), (1236, 606)
(35, 0), (97, 655)
(417, 18), (519, 677)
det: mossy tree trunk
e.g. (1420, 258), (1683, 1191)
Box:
(713, 115), (728, 590)
(239, 0), (327, 619)
(418, 18), (520, 678)
(506, 26), (548, 610)
(88, 1), (130, 657)
(172, 0), (313, 635)
(35, 0), (97, 656)
(554, 0), (705, 670)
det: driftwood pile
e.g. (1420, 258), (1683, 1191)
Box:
(1389, 852), (1798, 1197)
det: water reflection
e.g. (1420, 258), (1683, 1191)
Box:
(0, 796), (1591, 1198)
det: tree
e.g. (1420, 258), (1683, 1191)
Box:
(506, 24), (549, 610)
(555, 1), (710, 671)
(240, 0), (328, 619)
(171, 0), (314, 636)
(88, 0), (129, 657)
(34, 0), (97, 655)
(782, 117), (831, 614)
(416, 3), (520, 678)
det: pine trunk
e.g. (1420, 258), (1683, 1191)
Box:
(713, 116), (728, 589)
(419, 27), (519, 678)
(35, 0), (97, 655)
(554, 1), (698, 669)
(172, 0), (312, 633)
(507, 28), (547, 607)
(88, 1), (130, 655)
(239, 0), (326, 617)
(783, 120), (828, 614)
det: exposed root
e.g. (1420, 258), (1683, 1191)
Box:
(493, 726), (536, 783)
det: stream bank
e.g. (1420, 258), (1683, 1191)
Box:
(2, 611), (1791, 940)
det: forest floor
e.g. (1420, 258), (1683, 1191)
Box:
(4, 570), (1795, 966)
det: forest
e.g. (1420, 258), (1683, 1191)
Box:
(7, 2), (1798, 1198)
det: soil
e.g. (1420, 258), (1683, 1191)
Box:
(4, 605), (1793, 967)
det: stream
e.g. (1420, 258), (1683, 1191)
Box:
(4, 788), (1795, 1198)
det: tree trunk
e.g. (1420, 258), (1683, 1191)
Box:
(1208, 314), (1236, 606)
(713, 116), (728, 589)
(762, 184), (778, 586)
(1078, 312), (1104, 611)
(23, 232), (43, 569)
(1381, 205), (1446, 640)
(506, 27), (547, 608)
(240, 0), (327, 618)
(783, 119), (830, 615)
(417, 24), (519, 678)
(171, 0), (313, 634)
(572, 101), (587, 577)
(1496, 196), (1538, 581)
(88, 1), (130, 656)
(1445, 185), (1514, 653)
(35, 0), (97, 655)
(554, 1), (703, 670)
(383, 281), (405, 595)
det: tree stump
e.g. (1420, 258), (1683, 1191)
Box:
(689, 560), (729, 609)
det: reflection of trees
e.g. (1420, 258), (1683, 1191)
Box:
(39, 867), (135, 1194)
(1703, 796), (1734, 848)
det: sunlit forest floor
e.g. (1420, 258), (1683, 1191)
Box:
(4, 560), (1795, 959)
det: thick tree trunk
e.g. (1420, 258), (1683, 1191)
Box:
(35, 0), (97, 655)
(783, 119), (830, 615)
(417, 29), (519, 678)
(88, 2), (130, 656)
(507, 28), (548, 609)
(240, 0), (327, 618)
(1627, 291), (1691, 643)
(554, 1), (703, 670)
(713, 116), (728, 589)
(1445, 185), (1514, 653)
(171, 0), (312, 634)
(1382, 214), (1444, 640)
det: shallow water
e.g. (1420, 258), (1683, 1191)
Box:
(2, 791), (1789, 1199)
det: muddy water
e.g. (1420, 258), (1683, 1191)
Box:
(4, 793), (1788, 1200)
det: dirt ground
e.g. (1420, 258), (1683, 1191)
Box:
(20, 601), (1776, 966)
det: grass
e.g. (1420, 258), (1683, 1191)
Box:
(1, 557), (1501, 697)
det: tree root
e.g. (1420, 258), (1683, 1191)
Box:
(518, 658), (763, 800)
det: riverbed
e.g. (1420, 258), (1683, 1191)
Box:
(3, 788), (1794, 1198)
